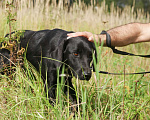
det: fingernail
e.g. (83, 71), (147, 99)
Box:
(89, 36), (93, 41)
(67, 36), (71, 39)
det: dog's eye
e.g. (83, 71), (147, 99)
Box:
(73, 52), (79, 56)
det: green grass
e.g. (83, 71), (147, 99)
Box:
(0, 0), (150, 119)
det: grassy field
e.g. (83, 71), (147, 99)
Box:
(0, 0), (150, 119)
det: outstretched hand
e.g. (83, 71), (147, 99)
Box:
(67, 32), (100, 43)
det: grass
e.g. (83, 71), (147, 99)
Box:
(0, 0), (150, 119)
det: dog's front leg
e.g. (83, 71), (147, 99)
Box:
(64, 77), (77, 104)
(45, 71), (57, 104)
(64, 77), (82, 112)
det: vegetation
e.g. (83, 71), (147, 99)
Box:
(95, 0), (150, 13)
(0, 0), (150, 119)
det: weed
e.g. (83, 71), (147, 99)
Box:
(0, 0), (150, 119)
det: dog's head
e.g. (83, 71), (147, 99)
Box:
(50, 29), (97, 80)
(63, 36), (97, 80)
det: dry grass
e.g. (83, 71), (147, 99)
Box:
(1, 0), (150, 35)
(0, 0), (150, 119)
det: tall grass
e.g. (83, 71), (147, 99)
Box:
(0, 0), (150, 119)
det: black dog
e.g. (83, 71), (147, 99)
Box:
(0, 29), (97, 105)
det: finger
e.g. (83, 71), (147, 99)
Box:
(88, 36), (94, 42)
(67, 32), (86, 37)
(67, 32), (84, 39)
(67, 33), (80, 39)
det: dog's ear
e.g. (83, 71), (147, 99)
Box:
(91, 43), (97, 72)
(50, 38), (67, 68)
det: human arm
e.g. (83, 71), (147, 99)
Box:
(67, 23), (150, 47)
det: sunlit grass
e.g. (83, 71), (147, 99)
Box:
(0, 0), (150, 119)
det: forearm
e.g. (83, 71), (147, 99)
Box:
(67, 22), (150, 47)
(100, 23), (150, 47)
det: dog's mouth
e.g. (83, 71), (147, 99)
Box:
(59, 72), (91, 80)
(72, 70), (92, 80)
(79, 73), (91, 80)
(59, 67), (92, 80)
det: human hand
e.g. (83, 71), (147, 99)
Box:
(67, 32), (100, 43)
